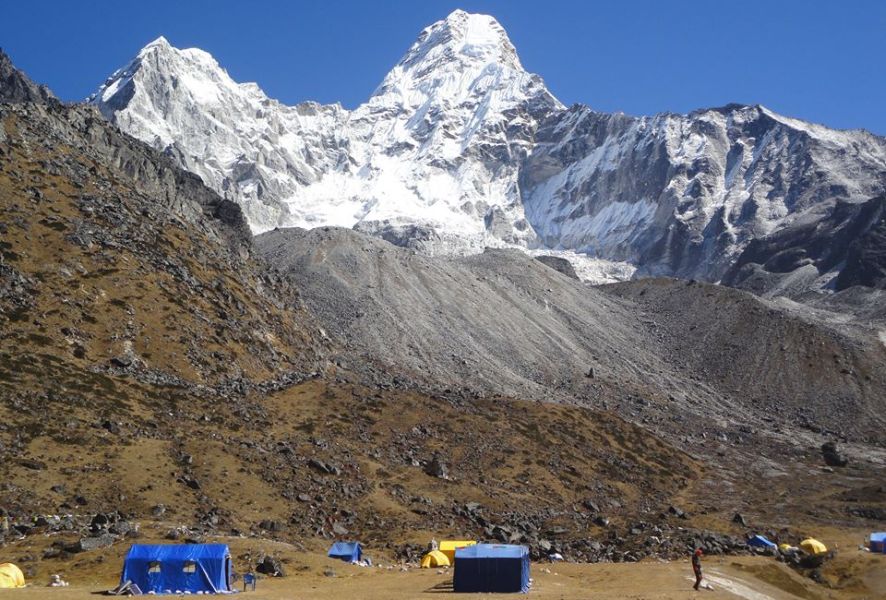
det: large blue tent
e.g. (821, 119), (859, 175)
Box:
(327, 541), (362, 562)
(453, 544), (530, 593)
(871, 532), (886, 553)
(119, 544), (232, 595)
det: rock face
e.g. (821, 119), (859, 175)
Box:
(522, 105), (886, 282)
(723, 195), (886, 296)
(0, 48), (55, 104)
(837, 197), (886, 290)
(89, 11), (886, 294)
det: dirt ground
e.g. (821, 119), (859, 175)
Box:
(1, 545), (883, 600)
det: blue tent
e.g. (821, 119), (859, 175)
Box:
(453, 544), (530, 593)
(871, 532), (886, 553)
(119, 544), (232, 595)
(327, 541), (362, 562)
(747, 535), (777, 549)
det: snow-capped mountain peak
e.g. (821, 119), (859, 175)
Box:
(366, 10), (561, 134)
(388, 10), (522, 78)
(141, 35), (171, 52)
(90, 11), (564, 253)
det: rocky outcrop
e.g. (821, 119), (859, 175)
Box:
(724, 195), (886, 296)
(0, 48), (55, 104)
(836, 196), (886, 290)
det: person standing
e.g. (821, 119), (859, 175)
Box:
(692, 548), (704, 590)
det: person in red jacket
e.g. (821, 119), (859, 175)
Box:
(692, 547), (704, 590)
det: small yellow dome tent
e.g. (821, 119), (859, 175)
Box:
(800, 538), (828, 555)
(439, 540), (477, 562)
(0, 563), (26, 588)
(421, 550), (451, 568)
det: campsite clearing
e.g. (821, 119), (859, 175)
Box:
(0, 554), (883, 599)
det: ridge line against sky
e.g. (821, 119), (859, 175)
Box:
(3, 0), (885, 135)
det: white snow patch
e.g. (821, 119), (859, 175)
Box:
(527, 249), (636, 284)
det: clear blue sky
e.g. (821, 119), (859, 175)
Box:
(3, 0), (885, 134)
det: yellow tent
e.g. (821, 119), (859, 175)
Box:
(439, 540), (477, 562)
(800, 538), (828, 555)
(778, 543), (793, 553)
(0, 563), (25, 588)
(421, 550), (450, 568)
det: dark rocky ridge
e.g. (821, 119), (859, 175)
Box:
(0, 48), (56, 104)
(0, 66), (327, 388)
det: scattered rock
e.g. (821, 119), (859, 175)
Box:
(179, 476), (201, 490)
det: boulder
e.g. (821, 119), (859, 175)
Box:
(667, 505), (687, 519)
(75, 533), (116, 552)
(424, 454), (449, 479)
(821, 442), (848, 467)
(256, 555), (285, 577)
(259, 520), (284, 532)
(535, 255), (579, 280)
